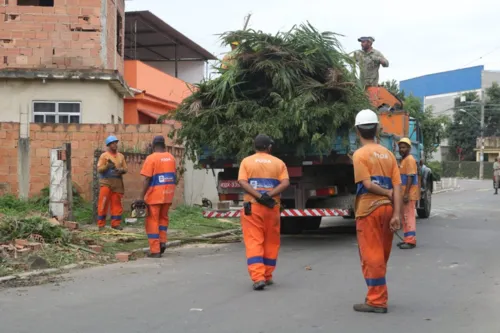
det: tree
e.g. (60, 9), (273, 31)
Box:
(448, 92), (481, 161)
(380, 79), (405, 100)
(381, 81), (449, 161)
(403, 96), (450, 161)
(448, 83), (500, 161)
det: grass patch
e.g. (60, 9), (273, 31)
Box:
(169, 205), (239, 237)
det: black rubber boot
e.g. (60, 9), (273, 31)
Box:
(147, 253), (161, 258)
(353, 303), (388, 314)
(253, 280), (266, 291)
(398, 242), (416, 250)
(265, 280), (274, 286)
(160, 243), (167, 254)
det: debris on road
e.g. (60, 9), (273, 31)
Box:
(305, 266), (312, 271)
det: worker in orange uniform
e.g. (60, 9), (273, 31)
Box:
(352, 109), (402, 314)
(96, 135), (128, 231)
(238, 134), (290, 291)
(139, 136), (177, 258)
(397, 138), (419, 250)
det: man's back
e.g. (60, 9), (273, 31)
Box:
(353, 143), (401, 217)
(141, 152), (176, 205)
(238, 152), (288, 203)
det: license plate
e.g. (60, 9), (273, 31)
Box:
(219, 180), (241, 189)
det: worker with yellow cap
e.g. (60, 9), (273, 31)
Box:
(397, 138), (420, 249)
(221, 41), (239, 70)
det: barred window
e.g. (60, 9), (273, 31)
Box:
(33, 101), (81, 124)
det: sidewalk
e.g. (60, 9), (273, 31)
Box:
(433, 177), (460, 194)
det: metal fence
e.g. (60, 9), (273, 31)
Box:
(442, 161), (494, 179)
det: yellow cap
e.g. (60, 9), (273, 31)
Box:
(398, 138), (412, 147)
(231, 41), (239, 46)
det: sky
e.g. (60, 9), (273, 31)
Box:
(126, 0), (500, 83)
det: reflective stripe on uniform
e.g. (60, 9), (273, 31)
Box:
(356, 176), (393, 195)
(149, 172), (176, 186)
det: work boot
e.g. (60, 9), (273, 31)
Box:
(160, 243), (167, 254)
(253, 280), (266, 291)
(398, 243), (416, 250)
(112, 225), (123, 231)
(265, 279), (274, 286)
(147, 253), (161, 258)
(353, 303), (387, 314)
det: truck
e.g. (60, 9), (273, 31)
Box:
(200, 87), (434, 234)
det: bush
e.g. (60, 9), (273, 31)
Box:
(427, 161), (442, 181)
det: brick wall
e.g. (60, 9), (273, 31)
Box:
(0, 122), (185, 209)
(0, 0), (124, 74)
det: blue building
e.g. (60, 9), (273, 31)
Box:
(399, 66), (500, 162)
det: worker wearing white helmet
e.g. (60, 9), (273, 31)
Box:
(352, 109), (402, 314)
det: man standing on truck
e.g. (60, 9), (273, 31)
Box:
(352, 109), (402, 314)
(237, 134), (290, 291)
(139, 136), (177, 258)
(96, 135), (128, 231)
(353, 37), (389, 88)
(397, 138), (419, 250)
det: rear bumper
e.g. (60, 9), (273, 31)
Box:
(203, 208), (350, 218)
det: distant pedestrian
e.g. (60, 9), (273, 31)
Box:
(494, 157), (500, 195)
(139, 136), (177, 258)
(96, 135), (127, 231)
(397, 138), (419, 250)
(352, 109), (402, 314)
(237, 134), (290, 291)
(419, 159), (431, 192)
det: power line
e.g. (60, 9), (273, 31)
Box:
(462, 44), (500, 68)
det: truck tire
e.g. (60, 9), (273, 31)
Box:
(280, 217), (304, 235)
(417, 187), (432, 218)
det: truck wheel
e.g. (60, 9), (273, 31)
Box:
(417, 187), (432, 218)
(302, 217), (322, 231)
(280, 217), (304, 235)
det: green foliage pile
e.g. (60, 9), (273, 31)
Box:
(165, 23), (371, 161)
(0, 215), (70, 244)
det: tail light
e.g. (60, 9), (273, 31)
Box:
(309, 186), (337, 197)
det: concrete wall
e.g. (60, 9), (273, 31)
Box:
(0, 79), (123, 124)
(183, 159), (220, 206)
(144, 61), (205, 84)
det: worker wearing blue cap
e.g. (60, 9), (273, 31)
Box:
(96, 135), (128, 231)
(353, 36), (389, 87)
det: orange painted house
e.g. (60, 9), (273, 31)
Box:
(123, 11), (216, 124)
(124, 60), (193, 124)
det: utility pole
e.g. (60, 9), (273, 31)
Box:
(479, 89), (485, 180)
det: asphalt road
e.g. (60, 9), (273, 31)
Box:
(1, 180), (499, 333)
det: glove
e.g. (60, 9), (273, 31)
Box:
(256, 193), (277, 209)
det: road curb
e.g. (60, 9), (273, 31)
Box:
(138, 228), (242, 253)
(0, 262), (85, 284)
(434, 187), (460, 194)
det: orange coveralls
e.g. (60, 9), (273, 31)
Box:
(400, 154), (420, 245)
(238, 152), (289, 283)
(97, 151), (128, 228)
(353, 143), (401, 308)
(140, 152), (177, 254)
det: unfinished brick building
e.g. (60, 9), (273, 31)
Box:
(0, 0), (131, 124)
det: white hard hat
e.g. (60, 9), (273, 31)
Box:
(355, 109), (379, 127)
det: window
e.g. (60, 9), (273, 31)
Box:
(17, 0), (54, 6)
(118, 117), (122, 124)
(116, 11), (123, 56)
(33, 102), (81, 124)
(111, 115), (115, 124)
